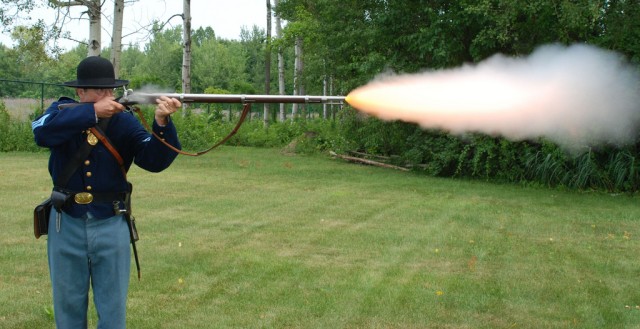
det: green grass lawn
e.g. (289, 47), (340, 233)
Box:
(1, 147), (639, 328)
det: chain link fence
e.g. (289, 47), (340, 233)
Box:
(0, 79), (73, 121)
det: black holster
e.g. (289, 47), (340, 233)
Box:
(50, 189), (71, 212)
(33, 198), (53, 239)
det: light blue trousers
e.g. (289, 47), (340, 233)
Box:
(48, 210), (131, 329)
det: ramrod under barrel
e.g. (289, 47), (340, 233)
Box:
(120, 93), (346, 105)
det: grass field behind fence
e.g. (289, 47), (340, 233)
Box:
(1, 148), (639, 328)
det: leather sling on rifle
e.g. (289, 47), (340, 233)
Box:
(130, 103), (251, 156)
(90, 123), (142, 281)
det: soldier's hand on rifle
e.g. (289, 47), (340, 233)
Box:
(94, 97), (125, 119)
(154, 96), (181, 126)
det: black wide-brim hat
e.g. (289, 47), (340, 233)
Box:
(63, 56), (129, 88)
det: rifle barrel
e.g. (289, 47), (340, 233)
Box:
(124, 93), (346, 105)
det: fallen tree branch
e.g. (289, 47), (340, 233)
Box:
(330, 151), (410, 171)
(347, 150), (391, 161)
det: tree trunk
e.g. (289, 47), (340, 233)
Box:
(263, 0), (272, 128)
(86, 0), (101, 56)
(49, 0), (102, 57)
(297, 37), (305, 118)
(330, 76), (336, 120)
(323, 71), (327, 119)
(274, 0), (285, 122)
(110, 0), (124, 77)
(291, 36), (302, 121)
(182, 0), (192, 95)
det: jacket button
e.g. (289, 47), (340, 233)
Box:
(86, 172), (92, 177)
(84, 160), (90, 166)
(86, 186), (92, 191)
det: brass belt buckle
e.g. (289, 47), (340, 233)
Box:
(74, 192), (94, 204)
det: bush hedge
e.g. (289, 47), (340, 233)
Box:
(3, 100), (639, 193)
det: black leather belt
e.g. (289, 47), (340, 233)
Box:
(53, 187), (127, 205)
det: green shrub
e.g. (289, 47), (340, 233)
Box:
(5, 98), (640, 193)
(0, 101), (40, 152)
(337, 110), (640, 193)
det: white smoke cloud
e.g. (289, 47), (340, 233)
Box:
(347, 43), (640, 152)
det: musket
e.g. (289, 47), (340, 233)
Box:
(118, 91), (346, 106)
(58, 92), (346, 108)
(58, 89), (346, 156)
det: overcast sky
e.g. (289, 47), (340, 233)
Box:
(0, 0), (269, 50)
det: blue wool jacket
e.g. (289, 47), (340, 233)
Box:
(32, 97), (181, 219)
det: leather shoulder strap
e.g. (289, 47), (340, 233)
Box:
(54, 118), (111, 187)
(89, 121), (127, 179)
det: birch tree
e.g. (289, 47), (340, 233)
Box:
(263, 0), (272, 127)
(291, 36), (302, 120)
(322, 64), (327, 119)
(110, 0), (124, 77)
(182, 0), (191, 95)
(49, 0), (102, 56)
(291, 37), (298, 120)
(274, 0), (285, 122)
